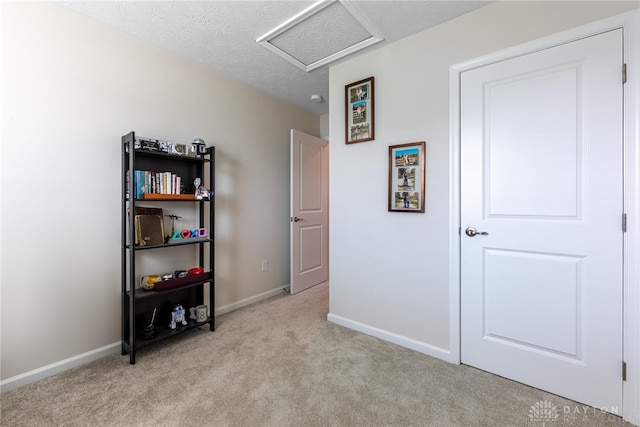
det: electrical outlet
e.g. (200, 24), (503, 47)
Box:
(261, 260), (269, 272)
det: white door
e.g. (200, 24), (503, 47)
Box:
(290, 129), (329, 294)
(461, 29), (624, 409)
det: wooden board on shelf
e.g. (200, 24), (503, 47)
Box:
(143, 194), (195, 200)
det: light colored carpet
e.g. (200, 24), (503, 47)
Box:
(0, 282), (629, 426)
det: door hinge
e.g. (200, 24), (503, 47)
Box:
(623, 64), (627, 84)
(623, 361), (627, 381)
(623, 213), (627, 232)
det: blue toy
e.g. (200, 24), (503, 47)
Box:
(169, 304), (188, 329)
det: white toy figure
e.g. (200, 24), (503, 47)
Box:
(169, 304), (188, 330)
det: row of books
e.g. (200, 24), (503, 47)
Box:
(133, 170), (183, 199)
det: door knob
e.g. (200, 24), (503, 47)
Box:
(291, 217), (303, 222)
(465, 227), (489, 237)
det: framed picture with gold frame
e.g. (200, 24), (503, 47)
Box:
(345, 76), (374, 144)
(388, 141), (425, 213)
(134, 207), (165, 246)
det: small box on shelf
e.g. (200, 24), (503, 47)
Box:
(152, 272), (212, 292)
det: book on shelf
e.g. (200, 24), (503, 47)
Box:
(125, 170), (130, 199)
(133, 170), (185, 199)
(163, 172), (170, 195)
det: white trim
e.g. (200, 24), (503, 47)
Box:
(449, 10), (640, 425)
(214, 284), (289, 316)
(622, 10), (640, 427)
(327, 313), (450, 362)
(0, 342), (120, 393)
(449, 56), (462, 366)
(1, 285), (290, 393)
(256, 0), (335, 43)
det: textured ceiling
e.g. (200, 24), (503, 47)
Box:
(58, 1), (491, 116)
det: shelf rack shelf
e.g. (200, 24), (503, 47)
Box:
(121, 131), (215, 364)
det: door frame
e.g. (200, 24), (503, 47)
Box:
(448, 10), (640, 424)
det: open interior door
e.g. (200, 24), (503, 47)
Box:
(290, 129), (329, 294)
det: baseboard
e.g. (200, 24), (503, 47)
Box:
(1, 285), (290, 393)
(0, 342), (120, 393)
(214, 284), (290, 316)
(327, 313), (451, 363)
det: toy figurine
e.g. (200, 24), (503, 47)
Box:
(195, 185), (210, 200)
(191, 138), (207, 157)
(169, 304), (188, 330)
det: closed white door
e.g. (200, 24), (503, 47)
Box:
(461, 29), (624, 409)
(290, 129), (329, 294)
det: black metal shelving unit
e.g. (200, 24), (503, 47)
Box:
(121, 131), (215, 364)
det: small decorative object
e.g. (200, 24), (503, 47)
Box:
(388, 141), (426, 213)
(140, 274), (163, 290)
(143, 308), (158, 340)
(188, 267), (204, 275)
(345, 76), (374, 144)
(174, 270), (188, 278)
(195, 185), (210, 200)
(134, 137), (161, 151)
(191, 138), (207, 157)
(168, 227), (207, 243)
(165, 214), (182, 243)
(189, 305), (208, 323)
(169, 304), (188, 330)
(158, 140), (170, 153)
(193, 177), (211, 200)
(170, 143), (188, 156)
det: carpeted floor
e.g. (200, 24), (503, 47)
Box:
(0, 282), (629, 426)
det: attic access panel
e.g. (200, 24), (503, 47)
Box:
(256, 0), (383, 72)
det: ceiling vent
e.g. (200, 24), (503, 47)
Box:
(256, 0), (383, 72)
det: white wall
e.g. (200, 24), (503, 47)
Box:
(320, 113), (329, 139)
(328, 1), (639, 357)
(1, 2), (319, 381)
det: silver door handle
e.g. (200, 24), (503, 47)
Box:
(465, 227), (488, 237)
(291, 217), (303, 222)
